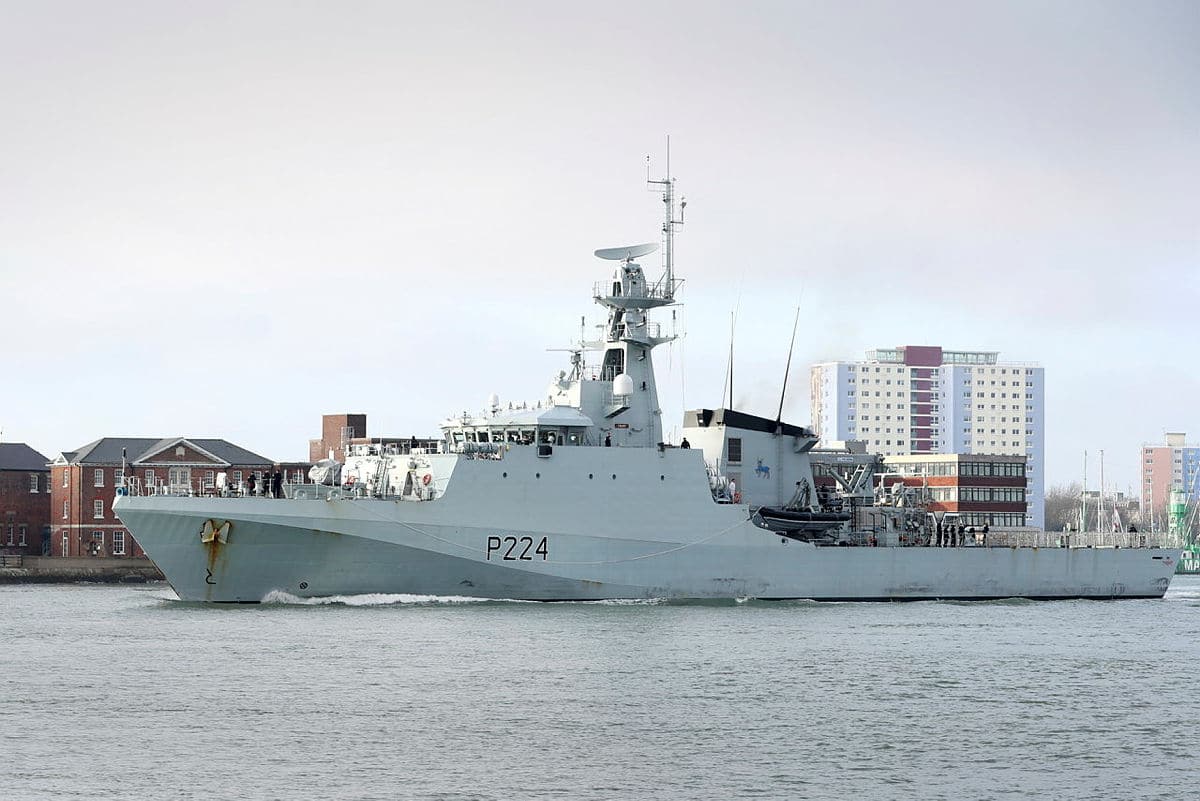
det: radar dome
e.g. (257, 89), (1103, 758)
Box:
(487, 393), (500, 410)
(613, 373), (635, 396)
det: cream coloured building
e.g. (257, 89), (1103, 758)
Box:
(810, 345), (1045, 528)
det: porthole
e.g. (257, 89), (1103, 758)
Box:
(535, 472), (541, 479)
(660, 475), (665, 481)
(502, 472), (508, 478)
(588, 473), (593, 480)
(611, 474), (617, 480)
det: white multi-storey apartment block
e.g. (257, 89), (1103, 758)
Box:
(810, 345), (1045, 528)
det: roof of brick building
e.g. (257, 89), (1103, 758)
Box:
(57, 437), (274, 467)
(0, 442), (52, 471)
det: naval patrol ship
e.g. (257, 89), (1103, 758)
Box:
(113, 169), (1181, 603)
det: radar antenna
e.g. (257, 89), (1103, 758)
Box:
(594, 243), (659, 261)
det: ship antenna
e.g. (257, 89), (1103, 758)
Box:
(721, 303), (738, 409)
(720, 311), (729, 410)
(775, 304), (803, 427)
(648, 135), (684, 301)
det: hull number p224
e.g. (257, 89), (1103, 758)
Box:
(486, 536), (549, 561)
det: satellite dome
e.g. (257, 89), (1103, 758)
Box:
(613, 373), (635, 396)
(487, 393), (500, 410)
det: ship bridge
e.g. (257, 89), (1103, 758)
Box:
(442, 404), (597, 449)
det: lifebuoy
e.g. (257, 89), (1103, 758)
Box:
(422, 474), (432, 486)
(733, 491), (742, 504)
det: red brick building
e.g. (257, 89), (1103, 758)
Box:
(0, 443), (52, 555)
(49, 437), (275, 558)
(309, 413), (367, 462)
(883, 453), (1029, 528)
(309, 413), (439, 464)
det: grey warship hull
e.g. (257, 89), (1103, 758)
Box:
(114, 448), (1179, 603)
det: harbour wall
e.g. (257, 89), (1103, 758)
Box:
(0, 555), (164, 584)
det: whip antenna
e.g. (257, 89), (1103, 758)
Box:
(775, 304), (803, 426)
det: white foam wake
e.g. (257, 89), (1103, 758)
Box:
(580, 597), (668, 605)
(259, 590), (536, 606)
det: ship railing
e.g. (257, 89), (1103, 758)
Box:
(447, 442), (505, 459)
(601, 389), (633, 409)
(591, 281), (677, 303)
(117, 476), (314, 499)
(580, 365), (623, 382)
(986, 530), (1170, 549)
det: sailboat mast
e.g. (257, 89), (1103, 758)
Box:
(1082, 451), (1088, 532)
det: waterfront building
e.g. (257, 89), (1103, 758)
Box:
(309, 413), (440, 462)
(810, 345), (1045, 527)
(49, 437), (276, 558)
(0, 443), (52, 555)
(309, 413), (367, 463)
(883, 453), (1030, 529)
(1141, 432), (1200, 533)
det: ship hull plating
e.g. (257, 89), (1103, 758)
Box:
(114, 449), (1177, 603)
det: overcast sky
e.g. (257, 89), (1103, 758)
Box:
(1, 0), (1196, 493)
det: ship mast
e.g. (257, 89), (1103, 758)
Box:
(584, 153), (686, 448)
(647, 138), (685, 300)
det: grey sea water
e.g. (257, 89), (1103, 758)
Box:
(2, 578), (1198, 801)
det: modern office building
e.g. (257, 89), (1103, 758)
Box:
(883, 454), (1030, 529)
(810, 345), (1045, 527)
(1140, 432), (1200, 532)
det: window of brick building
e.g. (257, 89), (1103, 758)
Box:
(18, 525), (27, 546)
(62, 500), (68, 519)
(29, 473), (39, 493)
(63, 470), (69, 488)
(94, 469), (104, 487)
(115, 468), (124, 488)
(61, 531), (69, 557)
(113, 530), (125, 555)
(93, 500), (104, 519)
(6, 525), (12, 546)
